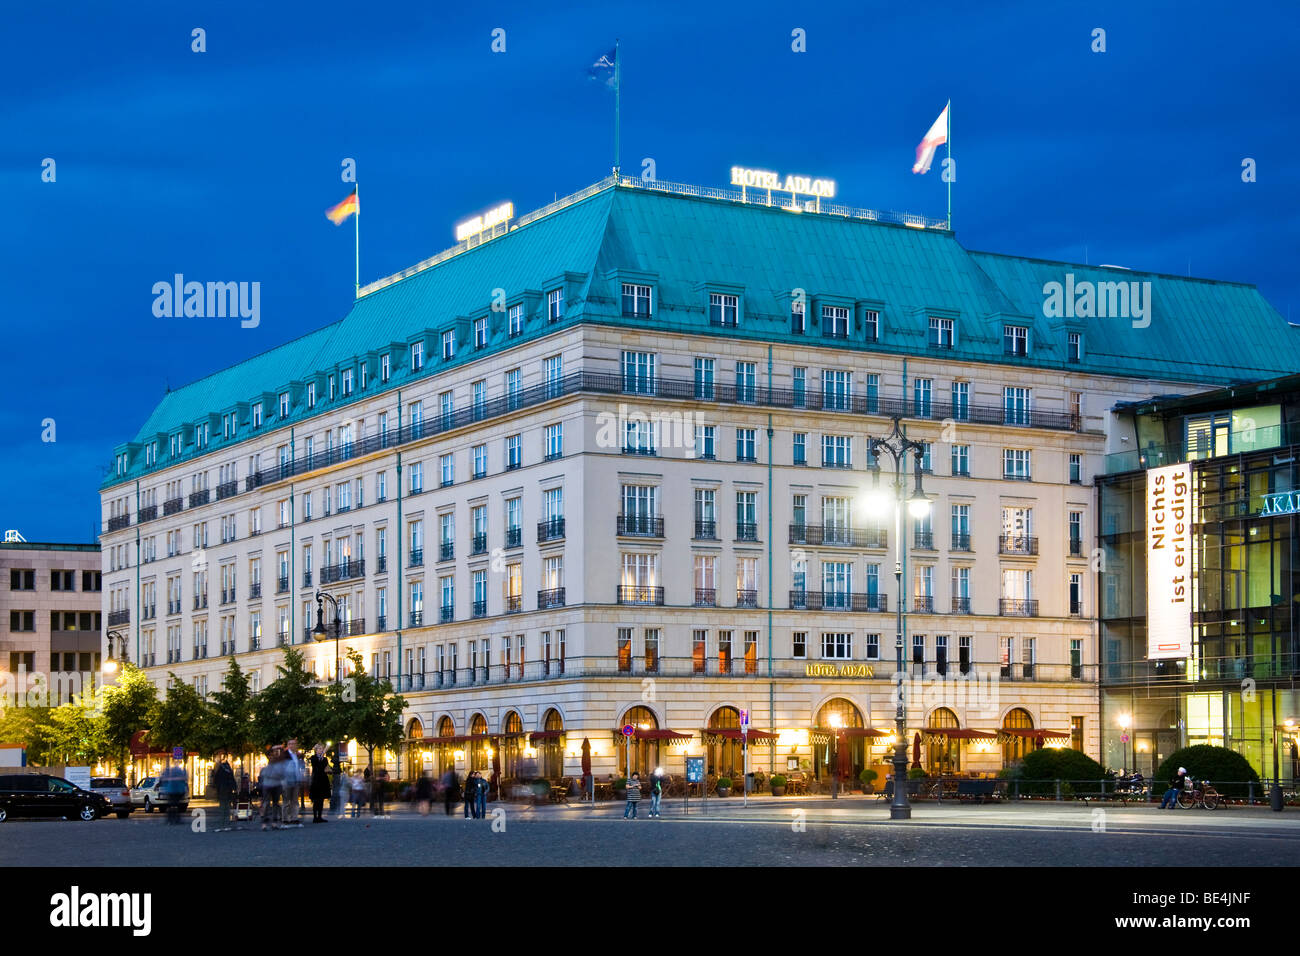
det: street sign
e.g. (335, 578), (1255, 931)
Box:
(739, 708), (749, 730)
(685, 757), (705, 783)
(1120, 734), (1130, 744)
(171, 746), (184, 760)
(65, 767), (91, 791)
(621, 724), (635, 737)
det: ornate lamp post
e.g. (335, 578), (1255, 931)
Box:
(312, 590), (342, 686)
(865, 415), (932, 820)
(103, 629), (130, 673)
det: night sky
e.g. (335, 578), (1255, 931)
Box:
(4, 0), (1297, 541)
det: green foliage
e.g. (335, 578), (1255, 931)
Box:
(101, 663), (158, 775)
(859, 768), (878, 784)
(907, 767), (927, 779)
(612, 777), (627, 790)
(208, 657), (255, 758)
(322, 650), (406, 769)
(36, 696), (110, 766)
(769, 774), (787, 788)
(1017, 747), (1106, 796)
(716, 776), (733, 789)
(1155, 746), (1260, 801)
(0, 704), (55, 765)
(149, 677), (213, 753)
(252, 647), (327, 748)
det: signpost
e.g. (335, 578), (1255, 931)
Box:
(171, 746), (184, 761)
(685, 756), (704, 816)
(621, 724), (634, 790)
(740, 709), (750, 808)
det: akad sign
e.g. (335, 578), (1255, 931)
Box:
(1146, 464), (1193, 659)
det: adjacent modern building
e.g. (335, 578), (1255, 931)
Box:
(1, 538), (104, 705)
(97, 174), (1300, 785)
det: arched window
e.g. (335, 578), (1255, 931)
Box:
(813, 698), (866, 783)
(1002, 707), (1035, 765)
(539, 708), (564, 779)
(617, 706), (659, 778)
(927, 707), (960, 773)
(435, 716), (455, 774)
(469, 713), (488, 771)
(438, 716), (455, 737)
(405, 718), (425, 781)
(708, 706), (743, 778)
(502, 711), (525, 780)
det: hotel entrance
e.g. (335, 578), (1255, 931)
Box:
(615, 706), (660, 777)
(812, 698), (868, 785)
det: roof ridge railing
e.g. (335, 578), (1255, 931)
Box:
(357, 173), (946, 298)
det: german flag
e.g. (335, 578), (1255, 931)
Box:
(325, 188), (359, 225)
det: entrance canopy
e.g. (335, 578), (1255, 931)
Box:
(997, 729), (1070, 743)
(921, 729), (998, 741)
(701, 728), (778, 745)
(610, 728), (692, 743)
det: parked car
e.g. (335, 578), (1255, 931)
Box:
(0, 773), (111, 822)
(89, 776), (133, 818)
(130, 774), (189, 812)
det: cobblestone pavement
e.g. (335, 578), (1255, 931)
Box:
(4, 797), (1297, 866)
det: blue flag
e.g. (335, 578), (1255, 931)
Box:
(588, 46), (617, 88)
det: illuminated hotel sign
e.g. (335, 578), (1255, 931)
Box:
(455, 201), (514, 242)
(1259, 492), (1300, 517)
(1146, 463), (1193, 660)
(730, 166), (836, 198)
(805, 663), (874, 678)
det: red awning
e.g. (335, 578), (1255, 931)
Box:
(701, 728), (779, 741)
(999, 729), (1071, 741)
(611, 729), (692, 742)
(434, 734), (493, 745)
(922, 729), (998, 740)
(838, 728), (889, 738)
(528, 730), (565, 740)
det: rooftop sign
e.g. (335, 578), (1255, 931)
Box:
(730, 166), (836, 198)
(455, 202), (514, 242)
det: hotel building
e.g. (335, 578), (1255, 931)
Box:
(97, 175), (1300, 786)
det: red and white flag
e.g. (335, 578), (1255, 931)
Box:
(912, 102), (950, 174)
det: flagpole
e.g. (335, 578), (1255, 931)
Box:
(354, 184), (360, 299)
(614, 38), (621, 179)
(946, 100), (952, 231)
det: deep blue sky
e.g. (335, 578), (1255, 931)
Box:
(3, 0), (1297, 542)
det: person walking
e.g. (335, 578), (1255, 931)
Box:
(160, 760), (187, 825)
(349, 769), (366, 819)
(282, 739), (305, 827)
(261, 748), (286, 830)
(211, 754), (237, 831)
(648, 769), (664, 818)
(374, 767), (389, 817)
(416, 770), (435, 816)
(474, 770), (488, 819)
(1159, 767), (1187, 809)
(309, 744), (332, 823)
(623, 771), (642, 819)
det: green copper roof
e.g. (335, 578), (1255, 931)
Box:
(105, 178), (1300, 490)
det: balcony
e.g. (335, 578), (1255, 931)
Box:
(537, 587), (566, 609)
(141, 604), (156, 620)
(1069, 538), (1084, 557)
(320, 560), (365, 584)
(245, 473), (265, 493)
(617, 515), (663, 538)
(505, 594), (522, 614)
(249, 583), (262, 600)
(277, 631), (289, 647)
(409, 610), (424, 627)
(220, 588), (234, 605)
(694, 519), (717, 540)
(465, 532), (485, 555)
(440, 606), (455, 624)
(950, 532), (971, 551)
(736, 589), (758, 608)
(376, 615), (387, 631)
(193, 645), (208, 660)
(106, 515), (131, 533)
(912, 596), (934, 613)
(999, 598), (1039, 617)
(537, 518), (565, 543)
(302, 571), (313, 588)
(789, 591), (887, 612)
(163, 497), (184, 516)
(188, 489), (210, 507)
(694, 588), (716, 607)
(617, 585), (664, 606)
(107, 608), (130, 626)
(216, 480), (238, 501)
(471, 600), (487, 619)
(735, 522), (759, 542)
(788, 525), (886, 549)
(1070, 600), (1083, 617)
(193, 594), (208, 610)
(951, 596), (972, 614)
(439, 542), (454, 562)
(913, 531), (935, 550)
(409, 548), (424, 568)
(999, 535), (1038, 555)
(622, 444), (657, 457)
(276, 576), (289, 594)
(505, 528), (522, 549)
(167, 600), (182, 616)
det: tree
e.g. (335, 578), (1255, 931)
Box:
(1155, 745), (1261, 801)
(323, 650), (406, 774)
(101, 663), (159, 776)
(252, 647), (327, 748)
(0, 703), (55, 766)
(149, 676), (213, 754)
(36, 696), (110, 767)
(209, 656), (255, 760)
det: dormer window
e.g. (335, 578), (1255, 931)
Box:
(1067, 331), (1082, 363)
(278, 392), (290, 418)
(547, 288), (565, 323)
(508, 304), (523, 337)
(822, 305), (850, 338)
(307, 382), (317, 408)
(710, 293), (739, 328)
(341, 369), (354, 396)
(863, 309), (879, 343)
(328, 375), (336, 400)
(252, 403), (263, 428)
(1004, 325), (1029, 356)
(928, 316), (954, 349)
(621, 283), (652, 318)
(790, 300), (805, 334)
(360, 363), (368, 389)
(441, 329), (456, 359)
(474, 316), (488, 348)
(411, 341), (425, 372)
(380, 353), (391, 382)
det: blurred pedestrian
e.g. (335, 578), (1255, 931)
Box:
(281, 739), (305, 827)
(623, 771), (642, 819)
(310, 744), (332, 823)
(416, 770), (434, 816)
(474, 770), (488, 818)
(261, 747), (285, 830)
(160, 760), (187, 825)
(211, 754), (237, 831)
(648, 769), (664, 818)
(374, 767), (389, 817)
(349, 769), (366, 818)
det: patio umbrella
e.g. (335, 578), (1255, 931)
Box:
(836, 733), (852, 782)
(492, 748), (501, 797)
(581, 737), (592, 801)
(912, 732), (922, 770)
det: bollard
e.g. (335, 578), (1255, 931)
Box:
(1271, 783), (1284, 812)
(1248, 780), (1254, 805)
(1055, 779), (1062, 802)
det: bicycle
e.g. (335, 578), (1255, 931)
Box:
(1176, 780), (1220, 810)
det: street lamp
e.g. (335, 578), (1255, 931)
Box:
(1118, 713), (1132, 774)
(866, 415), (931, 821)
(103, 630), (130, 674)
(312, 590), (342, 685)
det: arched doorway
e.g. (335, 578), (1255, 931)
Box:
(813, 698), (866, 784)
(405, 718), (425, 781)
(616, 706), (659, 778)
(436, 716), (456, 775)
(1002, 708), (1035, 765)
(927, 707), (960, 772)
(707, 707), (744, 778)
(469, 713), (488, 771)
(538, 708), (564, 779)
(502, 711), (524, 780)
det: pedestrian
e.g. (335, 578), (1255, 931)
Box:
(1159, 767), (1187, 809)
(237, 771), (252, 824)
(261, 747), (285, 830)
(414, 770), (433, 816)
(211, 754), (237, 831)
(160, 760), (187, 825)
(623, 771), (642, 819)
(350, 769), (366, 818)
(648, 769), (664, 818)
(333, 757), (348, 819)
(310, 744), (332, 823)
(282, 739), (305, 827)
(374, 767), (389, 817)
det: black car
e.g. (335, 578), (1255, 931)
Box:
(0, 773), (112, 822)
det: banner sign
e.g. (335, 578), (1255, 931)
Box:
(1147, 463), (1193, 659)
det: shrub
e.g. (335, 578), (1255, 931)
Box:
(769, 774), (787, 789)
(716, 776), (733, 790)
(1017, 747), (1105, 797)
(907, 767), (927, 779)
(1155, 746), (1260, 802)
(859, 768), (878, 785)
(612, 777), (627, 790)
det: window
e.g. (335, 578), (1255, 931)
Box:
(865, 373), (879, 413)
(441, 329), (456, 359)
(693, 630), (707, 673)
(736, 492), (757, 540)
(863, 309), (879, 342)
(621, 283), (651, 317)
(380, 353), (391, 382)
(508, 304), (522, 337)
(360, 362), (368, 389)
(409, 461), (424, 494)
(547, 287), (565, 322)
(951, 503), (970, 549)
(377, 471), (387, 501)
(951, 381), (969, 421)
(1069, 452), (1082, 484)
(790, 299), (805, 334)
(1003, 324), (1029, 356)
(440, 453), (454, 487)
(792, 366), (806, 407)
(1070, 574), (1083, 617)
(793, 432), (806, 465)
(624, 416), (655, 455)
(822, 435), (851, 468)
(695, 424), (715, 459)
(618, 628), (633, 673)
(736, 428), (756, 461)
(622, 351), (656, 395)
(10, 569), (34, 590)
(472, 444), (487, 479)
(694, 358), (715, 399)
(822, 370), (852, 411)
(410, 341), (424, 372)
(928, 316), (954, 348)
(645, 628), (660, 672)
(328, 375), (336, 400)
(822, 632), (852, 659)
(913, 378), (932, 417)
(50, 570), (75, 591)
(822, 305), (849, 338)
(505, 368), (521, 409)
(544, 355), (562, 397)
(710, 293), (739, 327)
(951, 444), (970, 476)
(736, 362), (756, 403)
(341, 369), (354, 397)
(865, 633), (880, 660)
(506, 434), (522, 470)
(1003, 448), (1032, 480)
(1004, 386), (1032, 426)
(474, 316), (488, 348)
(439, 390), (454, 427)
(718, 630), (732, 673)
(1068, 511), (1083, 554)
(792, 632), (807, 659)
(1067, 331), (1082, 363)
(544, 424), (563, 460)
(1070, 391), (1083, 423)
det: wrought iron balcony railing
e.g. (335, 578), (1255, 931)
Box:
(694, 588), (716, 607)
(537, 587), (566, 609)
(617, 585), (664, 606)
(788, 525), (886, 549)
(537, 518), (565, 543)
(999, 598), (1039, 617)
(999, 535), (1038, 556)
(617, 515), (663, 537)
(788, 591), (887, 612)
